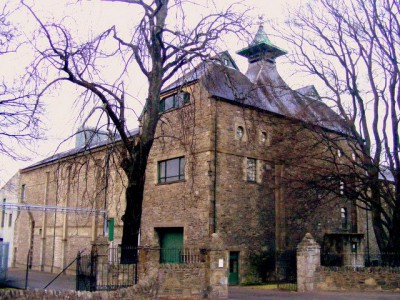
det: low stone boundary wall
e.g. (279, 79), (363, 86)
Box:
(157, 263), (207, 299)
(296, 233), (400, 293)
(315, 266), (400, 292)
(0, 275), (157, 300)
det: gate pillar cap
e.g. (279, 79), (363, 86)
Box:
(297, 233), (320, 250)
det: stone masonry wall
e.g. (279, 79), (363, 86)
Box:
(0, 276), (157, 300)
(14, 148), (127, 274)
(141, 83), (214, 249)
(157, 264), (208, 299)
(315, 266), (400, 292)
(296, 234), (400, 292)
(142, 76), (364, 285)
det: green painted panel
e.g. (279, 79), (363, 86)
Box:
(108, 218), (114, 241)
(229, 252), (239, 285)
(160, 228), (183, 264)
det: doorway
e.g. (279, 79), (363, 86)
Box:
(158, 227), (184, 264)
(229, 251), (239, 285)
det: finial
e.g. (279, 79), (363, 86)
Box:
(258, 15), (264, 28)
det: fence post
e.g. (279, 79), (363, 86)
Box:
(296, 233), (320, 292)
(90, 247), (97, 292)
(208, 233), (229, 299)
(75, 251), (81, 291)
(25, 249), (32, 290)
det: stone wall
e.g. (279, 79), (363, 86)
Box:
(157, 264), (208, 299)
(315, 266), (400, 292)
(0, 277), (157, 300)
(140, 235), (229, 300)
(296, 233), (400, 292)
(14, 149), (126, 274)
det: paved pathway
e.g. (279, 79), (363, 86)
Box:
(3, 269), (400, 300)
(229, 286), (400, 300)
(4, 268), (75, 290)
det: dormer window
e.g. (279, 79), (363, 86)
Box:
(160, 92), (190, 112)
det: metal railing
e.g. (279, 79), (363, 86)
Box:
(321, 251), (400, 267)
(76, 246), (138, 292)
(0, 242), (9, 283)
(160, 248), (204, 264)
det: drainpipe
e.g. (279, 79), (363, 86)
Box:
(212, 100), (218, 233)
(103, 151), (110, 237)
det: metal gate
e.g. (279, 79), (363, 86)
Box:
(76, 249), (97, 291)
(76, 246), (138, 291)
(276, 250), (297, 291)
(0, 242), (9, 282)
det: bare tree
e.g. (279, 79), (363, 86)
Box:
(21, 0), (250, 251)
(0, 2), (41, 161)
(279, 0), (400, 253)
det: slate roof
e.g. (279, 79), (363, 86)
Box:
(164, 58), (351, 135)
(22, 128), (139, 171)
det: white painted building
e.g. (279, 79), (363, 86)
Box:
(0, 172), (20, 267)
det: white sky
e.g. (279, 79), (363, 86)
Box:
(0, 0), (305, 185)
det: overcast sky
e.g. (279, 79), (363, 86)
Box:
(0, 0), (305, 185)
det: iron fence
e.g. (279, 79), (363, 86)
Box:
(160, 247), (204, 264)
(76, 246), (138, 292)
(276, 250), (297, 291)
(321, 251), (400, 267)
(0, 242), (9, 282)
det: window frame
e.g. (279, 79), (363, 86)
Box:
(236, 126), (244, 139)
(340, 207), (348, 229)
(158, 157), (185, 184)
(160, 91), (190, 112)
(247, 158), (257, 182)
(21, 184), (26, 202)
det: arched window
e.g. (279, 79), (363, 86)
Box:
(340, 207), (348, 229)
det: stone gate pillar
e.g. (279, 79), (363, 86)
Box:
(208, 233), (229, 299)
(297, 233), (320, 292)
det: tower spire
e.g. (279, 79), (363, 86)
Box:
(237, 20), (286, 64)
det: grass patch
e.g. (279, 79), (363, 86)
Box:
(242, 284), (278, 290)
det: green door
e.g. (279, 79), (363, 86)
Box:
(160, 228), (183, 264)
(229, 251), (239, 285)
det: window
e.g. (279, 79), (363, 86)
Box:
(340, 180), (344, 195)
(236, 126), (244, 139)
(341, 207), (348, 229)
(261, 132), (267, 143)
(260, 130), (272, 145)
(8, 213), (12, 227)
(247, 158), (256, 182)
(160, 92), (190, 112)
(158, 157), (185, 183)
(351, 242), (357, 253)
(1, 199), (5, 228)
(21, 184), (26, 201)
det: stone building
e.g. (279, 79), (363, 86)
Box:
(140, 25), (365, 283)
(0, 172), (20, 267)
(13, 25), (366, 283)
(13, 130), (132, 273)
